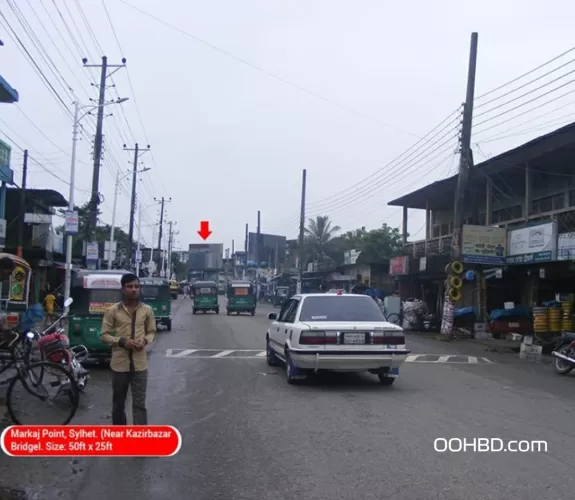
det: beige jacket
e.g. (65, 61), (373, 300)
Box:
(100, 302), (157, 372)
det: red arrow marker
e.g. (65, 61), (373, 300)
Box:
(197, 221), (213, 240)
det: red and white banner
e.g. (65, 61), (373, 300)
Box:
(1, 425), (181, 457)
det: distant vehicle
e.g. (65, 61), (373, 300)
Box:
(265, 293), (409, 385)
(326, 289), (346, 294)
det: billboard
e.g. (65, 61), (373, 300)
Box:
(248, 232), (286, 266)
(188, 243), (223, 270)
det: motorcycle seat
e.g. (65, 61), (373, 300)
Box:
(560, 332), (575, 342)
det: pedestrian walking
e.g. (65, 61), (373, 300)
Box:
(100, 273), (157, 425)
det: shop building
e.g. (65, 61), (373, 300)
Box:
(387, 122), (575, 322)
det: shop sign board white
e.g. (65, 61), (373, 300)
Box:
(461, 224), (506, 265)
(506, 221), (557, 265)
(557, 232), (575, 260)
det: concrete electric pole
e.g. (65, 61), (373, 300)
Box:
(83, 56), (127, 241)
(123, 142), (151, 262)
(297, 169), (307, 294)
(440, 32), (479, 339)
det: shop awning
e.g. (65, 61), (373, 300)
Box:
(0, 74), (19, 103)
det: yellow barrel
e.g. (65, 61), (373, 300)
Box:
(548, 307), (562, 333)
(533, 307), (548, 333)
(561, 301), (573, 331)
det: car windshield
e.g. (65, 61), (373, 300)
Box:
(299, 295), (385, 322)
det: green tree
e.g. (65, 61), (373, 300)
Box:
(355, 223), (403, 263)
(304, 215), (341, 263)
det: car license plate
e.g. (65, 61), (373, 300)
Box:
(343, 332), (365, 344)
(509, 322), (520, 328)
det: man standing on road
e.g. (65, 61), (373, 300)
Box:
(100, 273), (157, 425)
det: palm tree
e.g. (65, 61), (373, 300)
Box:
(305, 215), (341, 262)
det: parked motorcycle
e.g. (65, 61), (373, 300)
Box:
(26, 297), (90, 390)
(551, 332), (575, 374)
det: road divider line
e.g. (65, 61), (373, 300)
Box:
(212, 350), (234, 358)
(168, 349), (198, 358)
(164, 350), (495, 364)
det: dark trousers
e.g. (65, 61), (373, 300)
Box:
(112, 370), (148, 425)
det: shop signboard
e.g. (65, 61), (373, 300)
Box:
(461, 224), (506, 265)
(389, 256), (409, 276)
(506, 220), (557, 265)
(0, 139), (13, 184)
(64, 210), (78, 235)
(557, 232), (575, 260)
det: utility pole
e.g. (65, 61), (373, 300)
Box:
(441, 32), (479, 338)
(155, 197), (171, 251)
(297, 169), (307, 294)
(135, 202), (142, 277)
(124, 143), (151, 262)
(256, 210), (261, 266)
(83, 56), (126, 240)
(231, 239), (235, 280)
(16, 150), (28, 258)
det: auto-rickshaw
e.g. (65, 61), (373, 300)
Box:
(140, 277), (172, 331)
(226, 281), (256, 316)
(68, 270), (130, 361)
(0, 253), (33, 329)
(169, 279), (179, 299)
(192, 281), (219, 314)
(272, 286), (290, 308)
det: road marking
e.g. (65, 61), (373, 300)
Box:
(164, 349), (494, 364)
(167, 349), (198, 358)
(212, 350), (234, 358)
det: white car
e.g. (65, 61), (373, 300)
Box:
(265, 293), (410, 385)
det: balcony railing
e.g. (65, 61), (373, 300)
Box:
(403, 235), (452, 258)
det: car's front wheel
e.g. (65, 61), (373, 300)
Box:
(266, 337), (278, 366)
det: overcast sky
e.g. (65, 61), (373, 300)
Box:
(2, 0), (575, 253)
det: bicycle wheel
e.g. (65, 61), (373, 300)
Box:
(6, 361), (80, 425)
(386, 313), (400, 325)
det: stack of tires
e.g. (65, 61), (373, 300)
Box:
(445, 261), (464, 302)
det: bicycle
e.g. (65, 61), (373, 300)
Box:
(3, 299), (81, 425)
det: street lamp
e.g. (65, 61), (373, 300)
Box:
(64, 98), (129, 311)
(107, 166), (150, 269)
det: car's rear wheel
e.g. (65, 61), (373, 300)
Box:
(285, 351), (302, 384)
(377, 372), (396, 386)
(266, 337), (278, 366)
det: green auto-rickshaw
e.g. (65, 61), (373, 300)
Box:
(192, 281), (219, 314)
(140, 277), (172, 331)
(68, 270), (130, 362)
(226, 281), (256, 316)
(272, 286), (290, 308)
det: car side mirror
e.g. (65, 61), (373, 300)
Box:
(268, 312), (277, 321)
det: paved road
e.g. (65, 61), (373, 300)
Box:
(2, 296), (575, 499)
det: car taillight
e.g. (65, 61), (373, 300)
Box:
(299, 331), (338, 345)
(372, 332), (405, 345)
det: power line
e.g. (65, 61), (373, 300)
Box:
(118, 0), (420, 139)
(475, 44), (575, 100)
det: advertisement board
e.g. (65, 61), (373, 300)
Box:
(506, 221), (557, 265)
(83, 275), (124, 289)
(461, 225), (506, 265)
(389, 256), (409, 276)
